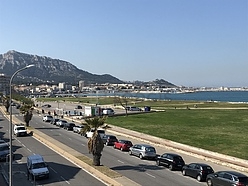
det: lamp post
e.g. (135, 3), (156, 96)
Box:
(9, 64), (34, 186)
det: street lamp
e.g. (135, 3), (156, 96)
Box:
(9, 64), (34, 186)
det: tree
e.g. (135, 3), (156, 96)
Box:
(3, 96), (10, 112)
(114, 96), (129, 116)
(81, 117), (106, 166)
(20, 104), (33, 127)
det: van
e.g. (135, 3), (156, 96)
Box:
(102, 108), (114, 115)
(27, 154), (49, 180)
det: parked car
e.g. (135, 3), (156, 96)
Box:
(63, 122), (76, 131)
(73, 125), (84, 133)
(206, 171), (248, 186)
(114, 140), (133, 151)
(75, 105), (83, 109)
(85, 128), (105, 138)
(156, 153), (185, 171)
(0, 143), (14, 161)
(182, 163), (214, 182)
(56, 120), (68, 128)
(102, 135), (118, 146)
(102, 108), (115, 115)
(129, 144), (157, 160)
(42, 115), (53, 122)
(42, 104), (51, 108)
(50, 118), (60, 125)
(126, 106), (142, 111)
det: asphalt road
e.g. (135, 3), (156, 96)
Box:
(12, 101), (248, 186)
(0, 109), (106, 186)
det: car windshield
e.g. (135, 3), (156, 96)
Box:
(32, 162), (46, 169)
(145, 147), (155, 152)
(174, 156), (183, 161)
(17, 127), (26, 130)
(0, 145), (8, 151)
(97, 130), (105, 134)
(124, 141), (132, 145)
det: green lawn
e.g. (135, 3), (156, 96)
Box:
(106, 109), (248, 159)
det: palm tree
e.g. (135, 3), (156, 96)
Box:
(81, 117), (106, 166)
(19, 104), (33, 127)
(3, 96), (10, 112)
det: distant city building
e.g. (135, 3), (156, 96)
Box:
(79, 80), (85, 91)
(0, 74), (10, 95)
(58, 82), (65, 90)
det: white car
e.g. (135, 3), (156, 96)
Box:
(85, 128), (105, 138)
(42, 115), (53, 122)
(14, 124), (27, 137)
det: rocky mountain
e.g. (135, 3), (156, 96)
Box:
(0, 50), (123, 85)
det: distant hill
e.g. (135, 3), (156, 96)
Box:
(0, 50), (177, 87)
(0, 50), (123, 85)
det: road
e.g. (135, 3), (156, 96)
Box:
(0, 109), (106, 186)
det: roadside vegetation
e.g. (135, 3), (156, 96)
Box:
(37, 96), (248, 159)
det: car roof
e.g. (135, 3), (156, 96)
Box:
(135, 144), (154, 147)
(189, 163), (211, 166)
(218, 171), (248, 177)
(163, 153), (182, 157)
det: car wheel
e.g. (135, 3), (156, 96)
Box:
(168, 164), (174, 171)
(206, 179), (213, 186)
(113, 145), (116, 149)
(105, 142), (108, 146)
(156, 160), (161, 166)
(128, 151), (132, 155)
(197, 175), (202, 182)
(182, 170), (186, 176)
(120, 147), (124, 151)
(139, 154), (143, 159)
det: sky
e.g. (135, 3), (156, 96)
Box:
(0, 0), (247, 87)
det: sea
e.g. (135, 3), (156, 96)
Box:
(76, 91), (248, 103)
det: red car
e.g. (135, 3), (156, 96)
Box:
(114, 140), (133, 151)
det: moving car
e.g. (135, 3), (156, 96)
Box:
(102, 135), (118, 146)
(114, 140), (133, 151)
(206, 171), (248, 186)
(182, 163), (214, 182)
(156, 153), (185, 171)
(13, 124), (28, 137)
(27, 154), (49, 180)
(129, 144), (157, 160)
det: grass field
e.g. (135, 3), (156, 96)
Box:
(38, 97), (248, 159)
(106, 109), (248, 160)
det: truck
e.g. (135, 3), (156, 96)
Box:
(27, 154), (49, 180)
(13, 124), (27, 137)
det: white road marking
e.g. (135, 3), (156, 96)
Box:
(22, 144), (26, 147)
(117, 160), (124, 164)
(68, 138), (72, 140)
(61, 176), (70, 184)
(27, 148), (32, 152)
(50, 167), (57, 173)
(146, 173), (156, 178)
(81, 144), (85, 146)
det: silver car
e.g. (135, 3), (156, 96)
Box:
(129, 144), (157, 160)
